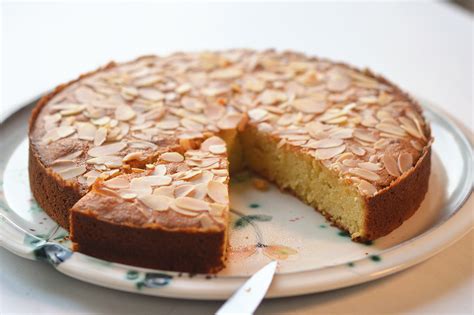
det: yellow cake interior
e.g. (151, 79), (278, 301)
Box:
(221, 126), (367, 239)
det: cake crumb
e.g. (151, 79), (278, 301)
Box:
(252, 178), (269, 191)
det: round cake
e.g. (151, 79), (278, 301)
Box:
(29, 49), (432, 273)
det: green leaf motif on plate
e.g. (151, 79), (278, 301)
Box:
(233, 214), (272, 229)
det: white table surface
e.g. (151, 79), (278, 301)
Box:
(1, 1), (473, 314)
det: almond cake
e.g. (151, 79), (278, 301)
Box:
(29, 49), (432, 273)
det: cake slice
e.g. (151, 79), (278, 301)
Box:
(69, 137), (230, 273)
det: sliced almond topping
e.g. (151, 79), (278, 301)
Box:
(217, 113), (244, 130)
(94, 127), (107, 146)
(118, 189), (138, 200)
(375, 123), (406, 137)
(308, 138), (343, 149)
(153, 185), (175, 198)
(383, 154), (400, 177)
(139, 88), (164, 101)
(175, 197), (210, 211)
(349, 168), (380, 182)
(210, 67), (243, 80)
(358, 162), (382, 171)
(398, 152), (413, 173)
(259, 90), (287, 105)
(358, 179), (378, 196)
(53, 150), (83, 163)
(104, 176), (130, 189)
(330, 128), (353, 139)
(174, 185), (195, 198)
(58, 165), (87, 180)
(77, 122), (96, 141)
(115, 105), (136, 121)
(291, 98), (327, 114)
(354, 130), (378, 143)
(122, 152), (142, 163)
(314, 145), (346, 160)
(248, 108), (268, 122)
(139, 194), (171, 211)
(161, 152), (184, 163)
(86, 156), (123, 168)
(207, 180), (228, 204)
(209, 203), (226, 217)
(209, 144), (226, 154)
(57, 126), (76, 139)
(152, 165), (167, 176)
(91, 116), (111, 126)
(169, 201), (200, 217)
(88, 142), (127, 157)
(201, 136), (225, 151)
(51, 160), (76, 172)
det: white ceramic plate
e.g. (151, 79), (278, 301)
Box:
(0, 97), (472, 300)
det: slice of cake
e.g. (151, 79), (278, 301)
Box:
(70, 137), (230, 273)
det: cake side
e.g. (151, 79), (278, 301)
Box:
(71, 208), (227, 273)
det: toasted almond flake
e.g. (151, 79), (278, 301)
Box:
(207, 180), (228, 204)
(88, 142), (127, 157)
(152, 165), (167, 176)
(383, 154), (400, 177)
(330, 128), (353, 139)
(259, 90), (287, 105)
(60, 105), (85, 116)
(217, 113), (244, 130)
(309, 138), (343, 149)
(209, 203), (226, 217)
(350, 146), (366, 156)
(76, 122), (96, 141)
(115, 105), (136, 121)
(153, 185), (174, 198)
(94, 127), (107, 146)
(57, 126), (76, 138)
(354, 130), (378, 143)
(86, 156), (123, 168)
(118, 189), (138, 200)
(291, 98), (327, 114)
(58, 165), (87, 180)
(53, 150), (83, 163)
(375, 123), (406, 137)
(314, 144), (346, 160)
(398, 152), (413, 173)
(51, 160), (76, 172)
(209, 144), (226, 154)
(201, 136), (226, 152)
(161, 152), (184, 163)
(358, 179), (377, 196)
(156, 120), (180, 130)
(210, 67), (243, 80)
(175, 197), (210, 211)
(277, 113), (297, 126)
(122, 152), (142, 163)
(139, 194), (171, 211)
(91, 116), (111, 126)
(139, 88), (165, 101)
(176, 83), (192, 94)
(248, 108), (268, 121)
(104, 176), (130, 189)
(169, 201), (200, 217)
(134, 74), (162, 87)
(327, 68), (351, 92)
(174, 185), (195, 198)
(349, 167), (380, 182)
(342, 159), (359, 167)
(243, 78), (265, 92)
(358, 162), (382, 171)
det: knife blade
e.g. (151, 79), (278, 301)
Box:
(216, 260), (277, 315)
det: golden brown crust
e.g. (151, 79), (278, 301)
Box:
(70, 209), (226, 273)
(362, 146), (431, 240)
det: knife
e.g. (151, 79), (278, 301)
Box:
(216, 260), (277, 315)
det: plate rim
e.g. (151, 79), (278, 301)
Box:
(0, 96), (472, 300)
